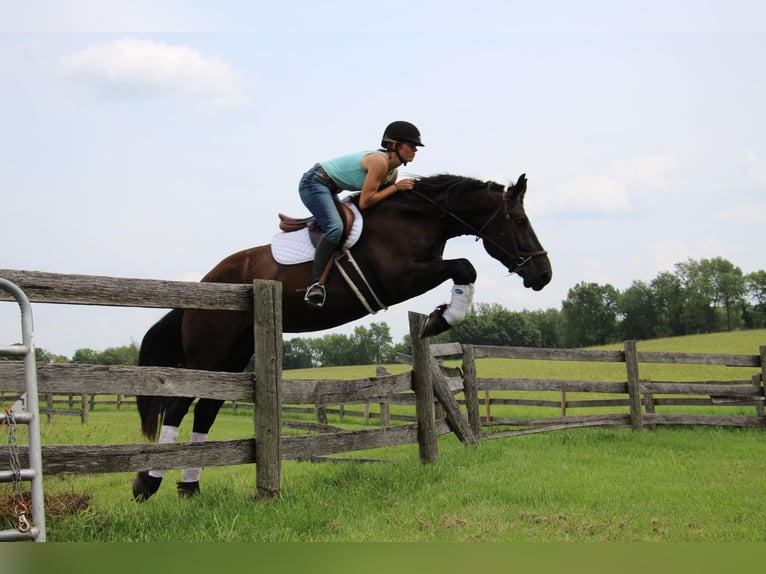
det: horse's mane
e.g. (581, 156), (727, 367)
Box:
(408, 174), (505, 207)
(345, 174), (504, 211)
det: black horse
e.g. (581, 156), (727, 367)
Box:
(132, 173), (552, 501)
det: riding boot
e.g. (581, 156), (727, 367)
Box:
(305, 235), (339, 308)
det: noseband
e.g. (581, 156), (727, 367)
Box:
(411, 184), (547, 275)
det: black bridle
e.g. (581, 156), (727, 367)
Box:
(410, 184), (548, 275)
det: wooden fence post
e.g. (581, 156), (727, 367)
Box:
(80, 393), (88, 424)
(757, 346), (766, 425)
(409, 312), (438, 464)
(376, 366), (391, 427)
(254, 280), (283, 500)
(624, 340), (643, 432)
(461, 344), (481, 440)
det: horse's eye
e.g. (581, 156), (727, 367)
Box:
(515, 218), (528, 227)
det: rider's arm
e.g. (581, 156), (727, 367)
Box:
(358, 154), (400, 210)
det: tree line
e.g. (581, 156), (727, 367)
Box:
(3, 257), (763, 368)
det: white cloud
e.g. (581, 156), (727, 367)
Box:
(58, 38), (245, 108)
(540, 154), (680, 215)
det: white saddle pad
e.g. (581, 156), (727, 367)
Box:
(271, 202), (364, 265)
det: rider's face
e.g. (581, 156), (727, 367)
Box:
(397, 142), (419, 163)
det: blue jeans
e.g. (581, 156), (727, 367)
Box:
(299, 166), (343, 244)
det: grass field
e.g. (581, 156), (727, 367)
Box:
(2, 330), (765, 542)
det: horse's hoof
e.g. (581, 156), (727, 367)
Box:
(421, 305), (451, 338)
(132, 471), (162, 503)
(177, 481), (201, 498)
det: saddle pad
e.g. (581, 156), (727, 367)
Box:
(271, 202), (363, 265)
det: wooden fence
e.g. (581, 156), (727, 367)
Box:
(0, 269), (463, 499)
(1, 269), (765, 500)
(425, 341), (766, 438)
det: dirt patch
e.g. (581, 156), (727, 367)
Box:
(0, 491), (91, 526)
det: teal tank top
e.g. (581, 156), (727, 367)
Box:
(320, 151), (396, 191)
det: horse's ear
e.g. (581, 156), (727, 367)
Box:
(508, 173), (527, 198)
(516, 173), (527, 193)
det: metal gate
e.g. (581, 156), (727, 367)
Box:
(0, 278), (45, 542)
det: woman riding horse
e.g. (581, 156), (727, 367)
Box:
(132, 169), (552, 502)
(300, 121), (423, 307)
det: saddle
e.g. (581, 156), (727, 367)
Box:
(278, 202), (356, 247)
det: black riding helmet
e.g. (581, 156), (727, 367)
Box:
(381, 121), (425, 147)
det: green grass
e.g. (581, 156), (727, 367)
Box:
(2, 329), (765, 542)
(20, 426), (766, 542)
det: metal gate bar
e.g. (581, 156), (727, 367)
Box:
(0, 278), (45, 542)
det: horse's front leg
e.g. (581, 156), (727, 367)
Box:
(419, 258), (477, 338)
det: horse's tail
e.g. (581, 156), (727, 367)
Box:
(136, 308), (185, 441)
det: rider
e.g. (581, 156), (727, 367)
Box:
(299, 121), (424, 307)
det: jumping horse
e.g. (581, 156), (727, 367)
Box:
(132, 172), (552, 501)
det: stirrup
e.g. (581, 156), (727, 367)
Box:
(304, 282), (326, 308)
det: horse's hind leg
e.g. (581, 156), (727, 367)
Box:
(132, 396), (195, 502)
(175, 398), (225, 497)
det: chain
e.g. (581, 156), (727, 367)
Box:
(5, 406), (31, 533)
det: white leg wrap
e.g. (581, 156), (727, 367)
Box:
(181, 432), (209, 483)
(441, 284), (475, 325)
(149, 425), (180, 478)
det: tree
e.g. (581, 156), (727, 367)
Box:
(283, 337), (316, 369)
(352, 322), (395, 364)
(561, 282), (620, 347)
(675, 259), (717, 333)
(675, 257), (746, 332)
(314, 333), (356, 366)
(71, 343), (138, 365)
(440, 302), (543, 347)
(619, 280), (657, 341)
(745, 270), (766, 328)
(650, 271), (685, 337)
(523, 308), (562, 348)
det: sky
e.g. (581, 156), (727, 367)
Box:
(2, 0), (765, 358)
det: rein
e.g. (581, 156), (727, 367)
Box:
(410, 185), (547, 275)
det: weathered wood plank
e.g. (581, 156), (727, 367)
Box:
(429, 342), (464, 357)
(473, 345), (626, 362)
(476, 377), (628, 394)
(0, 363), (414, 405)
(410, 312), (438, 464)
(283, 372), (412, 404)
(625, 340), (643, 431)
(461, 344), (481, 439)
(426, 350), (477, 446)
(636, 351), (760, 367)
(0, 439), (256, 475)
(282, 421), (450, 459)
(640, 382), (762, 396)
(0, 269), (252, 310)
(0, 362), (254, 401)
(482, 416), (631, 439)
(483, 414), (631, 428)
(253, 280), (282, 500)
(644, 414), (764, 427)
(0, 420), (452, 475)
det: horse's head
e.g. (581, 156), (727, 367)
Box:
(479, 174), (552, 291)
(436, 174), (551, 291)
(406, 173), (552, 292)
